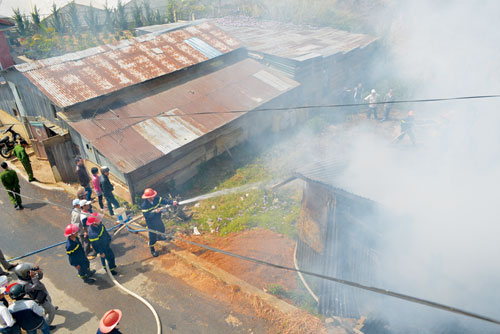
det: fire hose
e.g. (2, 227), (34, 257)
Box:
(104, 259), (161, 334)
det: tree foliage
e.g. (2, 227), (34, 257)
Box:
(50, 4), (66, 33)
(116, 0), (128, 30)
(68, 1), (81, 33)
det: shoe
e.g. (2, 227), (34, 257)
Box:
(14, 203), (18, 208)
(151, 249), (159, 257)
(18, 205), (24, 210)
(110, 269), (118, 276)
(49, 325), (57, 330)
(83, 277), (96, 284)
(15, 206), (22, 210)
(89, 269), (96, 277)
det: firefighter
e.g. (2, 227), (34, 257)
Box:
(141, 188), (177, 257)
(395, 110), (416, 145)
(97, 309), (122, 334)
(87, 213), (118, 275)
(64, 224), (96, 284)
(12, 140), (37, 182)
(0, 162), (23, 210)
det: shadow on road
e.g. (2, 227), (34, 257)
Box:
(54, 309), (94, 332)
(22, 202), (47, 210)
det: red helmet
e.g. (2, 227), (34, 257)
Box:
(142, 188), (158, 199)
(408, 110), (414, 116)
(64, 224), (79, 237)
(86, 212), (102, 226)
(99, 309), (122, 333)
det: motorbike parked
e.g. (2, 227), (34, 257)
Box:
(0, 124), (22, 158)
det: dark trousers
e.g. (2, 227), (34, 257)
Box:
(396, 129), (416, 145)
(384, 107), (392, 120)
(0, 324), (21, 334)
(148, 222), (166, 247)
(104, 193), (120, 216)
(99, 244), (116, 271)
(84, 185), (92, 201)
(76, 260), (93, 279)
(6, 187), (22, 206)
(97, 194), (104, 209)
(367, 106), (378, 119)
(20, 159), (34, 181)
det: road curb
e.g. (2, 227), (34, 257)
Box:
(169, 248), (299, 314)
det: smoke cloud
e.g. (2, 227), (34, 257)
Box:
(334, 0), (500, 332)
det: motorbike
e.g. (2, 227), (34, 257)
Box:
(0, 124), (22, 158)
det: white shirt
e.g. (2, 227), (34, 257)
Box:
(0, 304), (15, 329)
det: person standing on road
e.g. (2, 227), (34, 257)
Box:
(0, 162), (23, 210)
(91, 168), (104, 211)
(97, 309), (122, 334)
(87, 213), (118, 276)
(364, 89), (380, 119)
(381, 88), (394, 122)
(0, 286), (20, 334)
(7, 284), (52, 334)
(23, 267), (57, 327)
(99, 167), (120, 216)
(64, 224), (96, 284)
(79, 200), (96, 260)
(0, 249), (16, 276)
(141, 188), (176, 257)
(75, 157), (92, 201)
(13, 140), (37, 183)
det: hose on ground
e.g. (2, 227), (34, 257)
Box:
(104, 259), (162, 334)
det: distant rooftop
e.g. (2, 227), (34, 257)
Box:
(0, 0), (130, 17)
(11, 21), (242, 108)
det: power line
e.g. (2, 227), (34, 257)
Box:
(3, 187), (500, 326)
(87, 93), (500, 142)
(92, 94), (500, 121)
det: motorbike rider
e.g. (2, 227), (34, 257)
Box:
(13, 263), (57, 326)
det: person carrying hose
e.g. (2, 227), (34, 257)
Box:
(141, 188), (177, 257)
(87, 213), (118, 276)
(64, 224), (96, 284)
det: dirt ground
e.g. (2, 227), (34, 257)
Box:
(174, 228), (299, 292)
(9, 150), (56, 184)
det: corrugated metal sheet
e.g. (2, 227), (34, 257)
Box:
(15, 22), (243, 108)
(215, 20), (377, 61)
(65, 58), (299, 174)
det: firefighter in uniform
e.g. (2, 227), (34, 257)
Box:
(64, 224), (96, 284)
(87, 213), (118, 275)
(141, 188), (177, 257)
(97, 309), (122, 334)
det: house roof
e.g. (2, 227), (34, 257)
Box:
(215, 16), (377, 62)
(62, 58), (299, 174)
(293, 158), (374, 202)
(0, 17), (14, 30)
(13, 21), (241, 108)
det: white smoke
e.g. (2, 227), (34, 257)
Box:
(336, 0), (500, 332)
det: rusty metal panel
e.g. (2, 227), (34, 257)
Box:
(15, 22), (243, 108)
(66, 58), (299, 173)
(215, 19), (377, 61)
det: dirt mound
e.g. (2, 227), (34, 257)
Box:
(175, 228), (298, 292)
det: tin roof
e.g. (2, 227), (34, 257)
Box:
(14, 21), (242, 108)
(215, 16), (377, 61)
(63, 58), (299, 174)
(293, 158), (374, 201)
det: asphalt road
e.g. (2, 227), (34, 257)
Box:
(0, 176), (267, 333)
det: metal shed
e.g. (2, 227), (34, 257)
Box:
(293, 159), (384, 318)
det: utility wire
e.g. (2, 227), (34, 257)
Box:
(3, 187), (500, 326)
(90, 94), (500, 121)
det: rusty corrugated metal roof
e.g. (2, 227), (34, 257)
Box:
(15, 22), (242, 108)
(214, 17), (377, 61)
(64, 58), (299, 174)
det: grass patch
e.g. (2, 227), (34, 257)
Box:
(268, 283), (319, 316)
